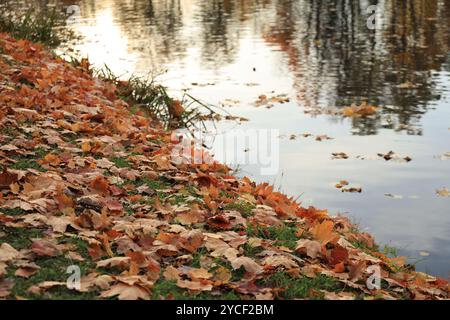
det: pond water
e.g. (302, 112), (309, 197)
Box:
(5, 0), (450, 277)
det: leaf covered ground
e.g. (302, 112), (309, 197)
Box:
(0, 33), (448, 300)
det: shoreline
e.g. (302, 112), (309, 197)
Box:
(0, 33), (448, 300)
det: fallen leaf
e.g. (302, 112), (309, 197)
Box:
(96, 257), (130, 269)
(310, 221), (339, 246)
(31, 239), (61, 257)
(100, 283), (150, 300)
(0, 279), (14, 298)
(0, 243), (20, 262)
(296, 239), (322, 259)
(0, 168), (18, 188)
(187, 268), (213, 280)
(436, 188), (450, 197)
(229, 257), (263, 277)
(176, 279), (213, 292)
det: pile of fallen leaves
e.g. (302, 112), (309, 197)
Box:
(0, 33), (448, 300)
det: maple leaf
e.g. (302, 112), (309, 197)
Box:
(104, 199), (123, 213)
(310, 220), (339, 246)
(327, 245), (349, 266)
(54, 192), (74, 211)
(176, 209), (205, 225)
(179, 230), (204, 253)
(296, 239), (322, 259)
(0, 279), (14, 299)
(261, 254), (299, 269)
(0, 243), (20, 263)
(187, 268), (213, 280)
(230, 256), (263, 277)
(47, 215), (73, 233)
(348, 261), (367, 282)
(297, 206), (328, 220)
(341, 102), (379, 118)
(212, 266), (232, 284)
(96, 257), (131, 269)
(100, 283), (150, 300)
(176, 279), (213, 292)
(31, 239), (61, 257)
(207, 214), (233, 230)
(0, 263), (7, 278)
(0, 167), (18, 189)
(15, 262), (40, 278)
(42, 153), (61, 166)
(90, 176), (110, 195)
(163, 266), (181, 281)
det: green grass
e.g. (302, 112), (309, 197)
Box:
(0, 8), (64, 47)
(0, 225), (44, 250)
(242, 243), (264, 257)
(224, 201), (256, 217)
(260, 272), (342, 300)
(246, 223), (299, 250)
(9, 159), (45, 171)
(94, 63), (222, 130)
(0, 208), (27, 216)
(110, 157), (131, 168)
(382, 244), (399, 258)
(7, 255), (96, 300)
(3, 234), (98, 299)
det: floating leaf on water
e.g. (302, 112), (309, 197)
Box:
(377, 151), (412, 162)
(332, 152), (349, 160)
(436, 188), (450, 197)
(385, 194), (404, 200)
(335, 180), (349, 189)
(341, 102), (379, 118)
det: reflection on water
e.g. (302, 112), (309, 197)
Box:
(4, 0), (450, 276)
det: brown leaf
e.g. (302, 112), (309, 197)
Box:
(187, 268), (213, 280)
(90, 176), (110, 195)
(230, 256), (263, 277)
(105, 199), (123, 213)
(15, 263), (40, 278)
(0, 279), (14, 298)
(328, 245), (349, 266)
(0, 243), (20, 262)
(348, 260), (367, 282)
(163, 266), (181, 281)
(176, 209), (205, 225)
(296, 239), (322, 259)
(207, 214), (232, 230)
(0, 262), (7, 278)
(47, 215), (72, 233)
(213, 266), (232, 284)
(176, 279), (213, 292)
(31, 239), (61, 257)
(96, 257), (130, 269)
(262, 254), (299, 269)
(179, 230), (204, 253)
(0, 167), (18, 189)
(100, 283), (150, 300)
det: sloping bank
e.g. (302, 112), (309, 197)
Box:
(0, 33), (448, 300)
